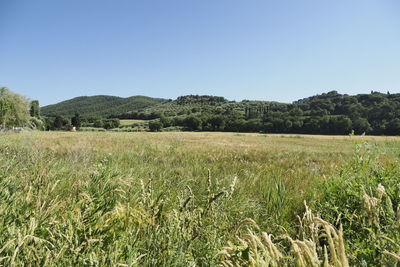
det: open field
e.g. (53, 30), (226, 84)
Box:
(0, 131), (399, 265)
(119, 119), (146, 126)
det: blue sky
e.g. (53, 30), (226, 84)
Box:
(1, 0), (399, 106)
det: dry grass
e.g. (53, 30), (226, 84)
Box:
(119, 119), (146, 126)
(0, 131), (399, 265)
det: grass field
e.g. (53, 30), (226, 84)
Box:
(119, 119), (146, 126)
(0, 132), (399, 265)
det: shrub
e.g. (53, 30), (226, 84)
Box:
(148, 120), (163, 132)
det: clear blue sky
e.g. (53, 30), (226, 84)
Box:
(1, 0), (399, 106)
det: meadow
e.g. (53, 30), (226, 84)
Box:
(0, 131), (399, 266)
(119, 119), (146, 126)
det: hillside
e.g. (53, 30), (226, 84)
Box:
(42, 91), (400, 135)
(41, 95), (167, 117)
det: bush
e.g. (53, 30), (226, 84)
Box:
(148, 120), (163, 132)
(28, 117), (45, 130)
(184, 116), (202, 131)
(103, 119), (120, 129)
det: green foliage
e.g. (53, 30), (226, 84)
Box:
(102, 119), (120, 129)
(0, 87), (30, 129)
(52, 115), (69, 130)
(30, 100), (40, 118)
(41, 95), (167, 118)
(148, 120), (163, 132)
(184, 116), (202, 130)
(42, 91), (400, 135)
(71, 112), (81, 129)
(93, 119), (104, 128)
(311, 142), (400, 266)
(176, 95), (227, 105)
(0, 132), (399, 265)
(29, 117), (45, 130)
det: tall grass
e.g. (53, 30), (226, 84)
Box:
(0, 132), (398, 265)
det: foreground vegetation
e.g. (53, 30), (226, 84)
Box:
(0, 132), (399, 265)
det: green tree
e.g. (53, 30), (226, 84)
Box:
(53, 115), (65, 130)
(93, 119), (104, 128)
(30, 100), (40, 118)
(160, 115), (172, 127)
(329, 116), (352, 134)
(352, 117), (371, 134)
(184, 116), (202, 130)
(386, 118), (400, 135)
(103, 119), (120, 129)
(0, 87), (30, 129)
(71, 112), (81, 129)
(208, 115), (226, 131)
(149, 120), (163, 132)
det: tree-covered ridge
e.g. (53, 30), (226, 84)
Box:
(41, 95), (167, 118)
(176, 95), (227, 105)
(42, 91), (400, 135)
(116, 91), (400, 135)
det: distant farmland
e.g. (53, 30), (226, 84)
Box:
(119, 119), (146, 126)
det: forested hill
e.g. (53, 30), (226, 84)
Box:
(42, 91), (400, 135)
(41, 95), (167, 117)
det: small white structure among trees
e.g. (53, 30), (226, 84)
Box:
(0, 87), (30, 130)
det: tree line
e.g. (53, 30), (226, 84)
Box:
(2, 88), (400, 135)
(144, 91), (400, 135)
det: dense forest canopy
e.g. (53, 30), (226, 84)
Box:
(41, 95), (167, 118)
(42, 91), (400, 135)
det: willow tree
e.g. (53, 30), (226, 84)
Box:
(0, 87), (30, 129)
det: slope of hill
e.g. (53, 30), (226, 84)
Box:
(41, 95), (167, 117)
(42, 91), (400, 135)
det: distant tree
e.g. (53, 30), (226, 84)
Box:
(225, 118), (246, 132)
(386, 119), (400, 135)
(284, 120), (293, 132)
(310, 108), (329, 117)
(71, 112), (81, 129)
(53, 115), (65, 130)
(103, 119), (120, 129)
(160, 115), (172, 127)
(149, 120), (163, 132)
(93, 119), (104, 128)
(208, 115), (226, 131)
(291, 119), (304, 132)
(246, 119), (263, 132)
(44, 117), (54, 130)
(0, 87), (30, 129)
(112, 118), (120, 128)
(352, 117), (371, 134)
(262, 122), (274, 133)
(371, 121), (387, 135)
(304, 118), (321, 133)
(289, 107), (303, 117)
(184, 116), (202, 130)
(329, 116), (352, 134)
(103, 120), (112, 129)
(271, 118), (285, 133)
(318, 116), (331, 134)
(30, 100), (40, 118)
